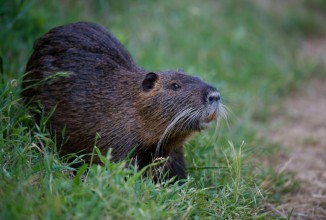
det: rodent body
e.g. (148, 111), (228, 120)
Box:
(22, 22), (222, 180)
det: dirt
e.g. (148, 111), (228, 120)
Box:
(265, 39), (326, 219)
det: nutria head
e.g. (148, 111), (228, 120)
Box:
(136, 70), (224, 155)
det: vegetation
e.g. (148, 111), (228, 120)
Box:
(0, 0), (323, 219)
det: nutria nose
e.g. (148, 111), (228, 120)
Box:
(207, 92), (221, 105)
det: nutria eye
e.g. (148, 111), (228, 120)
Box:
(171, 83), (181, 91)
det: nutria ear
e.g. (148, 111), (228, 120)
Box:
(142, 72), (158, 92)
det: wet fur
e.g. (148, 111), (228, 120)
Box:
(22, 22), (221, 181)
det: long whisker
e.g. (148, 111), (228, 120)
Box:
(155, 107), (194, 157)
(157, 107), (194, 152)
(171, 108), (194, 133)
(219, 103), (230, 129)
(177, 108), (202, 132)
(211, 102), (230, 142)
(154, 102), (228, 159)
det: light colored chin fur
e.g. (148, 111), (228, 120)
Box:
(199, 116), (217, 130)
(199, 120), (215, 128)
(199, 104), (227, 130)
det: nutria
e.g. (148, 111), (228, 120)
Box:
(22, 22), (223, 181)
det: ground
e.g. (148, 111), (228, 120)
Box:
(266, 39), (326, 219)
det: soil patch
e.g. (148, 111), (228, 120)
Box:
(267, 77), (326, 219)
(263, 36), (326, 219)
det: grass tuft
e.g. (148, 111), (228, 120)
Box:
(1, 0), (323, 218)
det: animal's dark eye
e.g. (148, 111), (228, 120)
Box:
(171, 83), (181, 91)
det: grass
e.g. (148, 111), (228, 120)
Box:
(0, 0), (324, 219)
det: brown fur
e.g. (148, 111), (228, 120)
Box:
(21, 22), (222, 180)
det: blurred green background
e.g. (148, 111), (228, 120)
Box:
(1, 0), (325, 219)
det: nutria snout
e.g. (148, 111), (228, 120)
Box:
(204, 91), (221, 124)
(21, 22), (224, 181)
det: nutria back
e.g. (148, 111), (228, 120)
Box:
(22, 22), (223, 180)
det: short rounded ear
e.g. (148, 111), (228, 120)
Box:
(142, 72), (158, 92)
